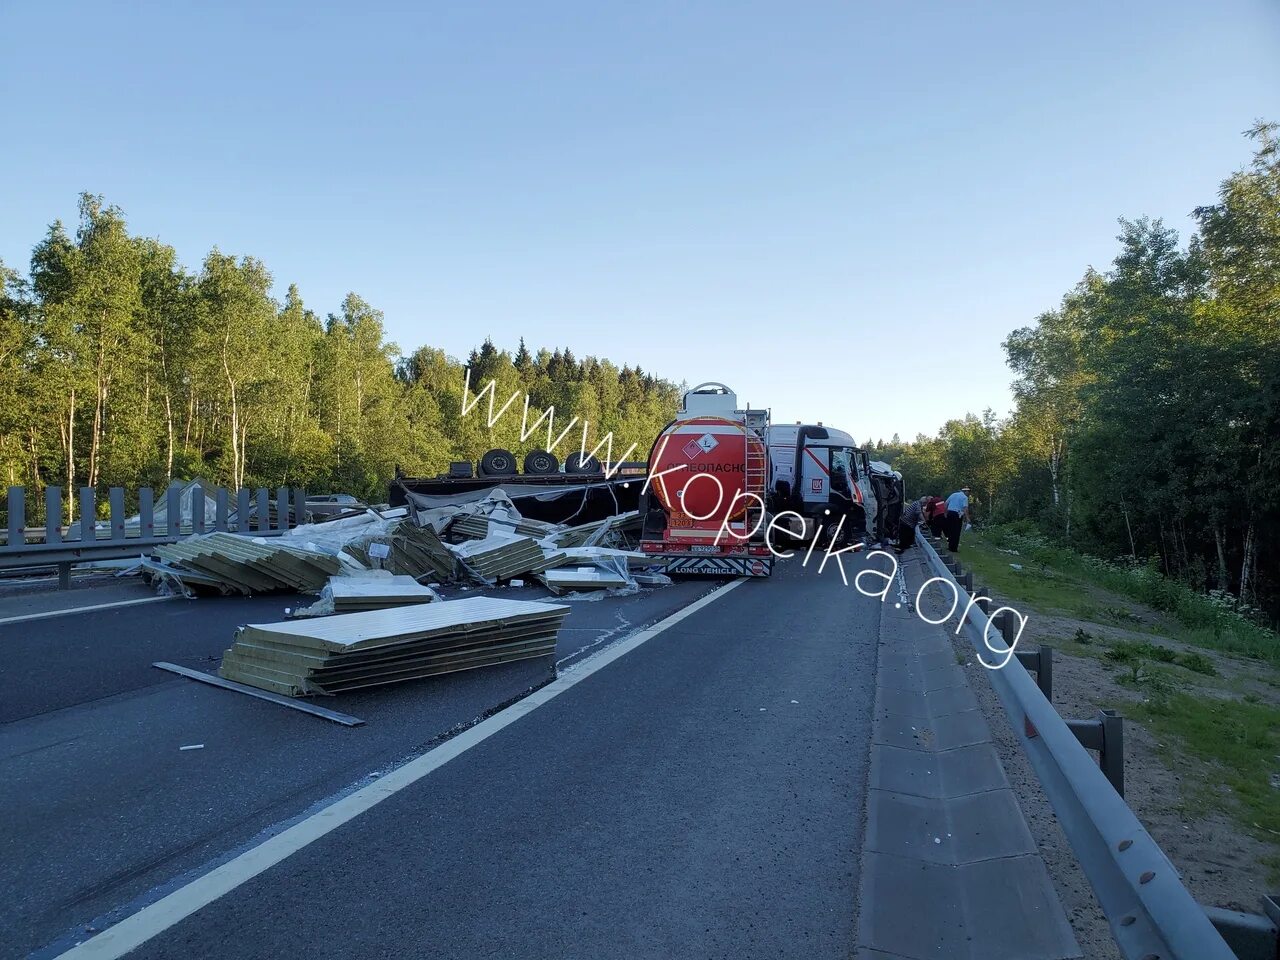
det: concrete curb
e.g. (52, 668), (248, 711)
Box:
(855, 549), (1082, 960)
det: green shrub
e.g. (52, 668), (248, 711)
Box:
(1177, 652), (1218, 676)
(1104, 640), (1146, 663)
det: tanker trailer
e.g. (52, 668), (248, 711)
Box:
(638, 383), (774, 577)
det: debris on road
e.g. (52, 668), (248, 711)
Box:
(217, 596), (569, 697)
(448, 533), (552, 584)
(339, 523), (456, 582)
(290, 573), (441, 617)
(149, 533), (342, 595)
(450, 511), (561, 541)
(542, 511), (641, 549)
(541, 566), (631, 594)
(152, 661), (365, 725)
(179, 744), (204, 751)
(136, 491), (664, 603)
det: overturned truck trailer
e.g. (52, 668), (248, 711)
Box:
(390, 460), (646, 526)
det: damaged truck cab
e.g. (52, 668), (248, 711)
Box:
(765, 425), (904, 545)
(765, 423), (877, 543)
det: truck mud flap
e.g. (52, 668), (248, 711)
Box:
(663, 556), (772, 577)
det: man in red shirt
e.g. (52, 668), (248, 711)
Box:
(922, 496), (948, 538)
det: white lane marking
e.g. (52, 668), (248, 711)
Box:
(0, 595), (177, 626)
(55, 577), (748, 959)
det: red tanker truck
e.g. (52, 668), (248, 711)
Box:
(638, 383), (776, 577)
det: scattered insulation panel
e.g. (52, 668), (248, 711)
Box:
(291, 574), (440, 617)
(218, 597), (568, 696)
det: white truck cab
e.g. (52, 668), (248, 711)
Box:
(765, 423), (880, 541)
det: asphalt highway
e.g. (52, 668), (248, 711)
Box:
(2, 578), (725, 957)
(125, 556), (879, 960)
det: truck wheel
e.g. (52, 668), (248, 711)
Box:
(565, 452), (602, 474)
(523, 449), (559, 475)
(479, 448), (517, 476)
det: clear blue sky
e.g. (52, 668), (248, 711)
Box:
(3, 1), (1277, 443)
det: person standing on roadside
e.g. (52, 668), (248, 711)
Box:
(923, 495), (948, 538)
(896, 496), (925, 555)
(944, 486), (971, 552)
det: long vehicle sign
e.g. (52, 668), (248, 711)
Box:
(664, 556), (772, 577)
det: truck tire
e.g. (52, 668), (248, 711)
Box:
(479, 448), (517, 477)
(564, 452), (602, 474)
(523, 449), (559, 475)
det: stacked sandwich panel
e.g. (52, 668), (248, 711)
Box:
(154, 532), (341, 594)
(327, 575), (439, 611)
(450, 514), (561, 541)
(448, 533), (549, 583)
(344, 522), (456, 581)
(392, 522), (457, 580)
(218, 596), (568, 696)
(290, 574), (439, 618)
(449, 515), (496, 540)
(542, 566), (631, 593)
(547, 511), (642, 548)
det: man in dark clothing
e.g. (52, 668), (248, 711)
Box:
(944, 486), (971, 552)
(827, 464), (856, 545)
(896, 497), (925, 554)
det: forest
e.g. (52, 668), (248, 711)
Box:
(0, 211), (682, 512)
(874, 123), (1280, 623)
(1, 124), (1275, 622)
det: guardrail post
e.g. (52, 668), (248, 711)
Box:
(78, 488), (96, 541)
(1204, 901), (1279, 959)
(7, 486), (24, 548)
(236, 488), (251, 533)
(960, 571), (974, 592)
(1067, 710), (1124, 797)
(256, 488), (269, 532)
(292, 487), (306, 529)
(139, 488), (154, 540)
(976, 590), (990, 614)
(109, 488), (125, 541)
(998, 609), (1016, 644)
(1039, 644), (1053, 702)
(1099, 709), (1124, 798)
(1015, 646), (1054, 702)
(166, 484), (181, 538)
(215, 488), (229, 532)
(276, 487), (289, 531)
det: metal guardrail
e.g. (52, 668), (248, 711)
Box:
(2, 484), (307, 587)
(915, 531), (1257, 960)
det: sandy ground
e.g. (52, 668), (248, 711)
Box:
(916, 535), (1278, 958)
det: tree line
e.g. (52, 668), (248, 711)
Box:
(874, 122), (1280, 623)
(0, 199), (683, 515)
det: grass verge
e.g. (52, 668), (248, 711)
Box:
(1127, 687), (1280, 843)
(961, 525), (1280, 666)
